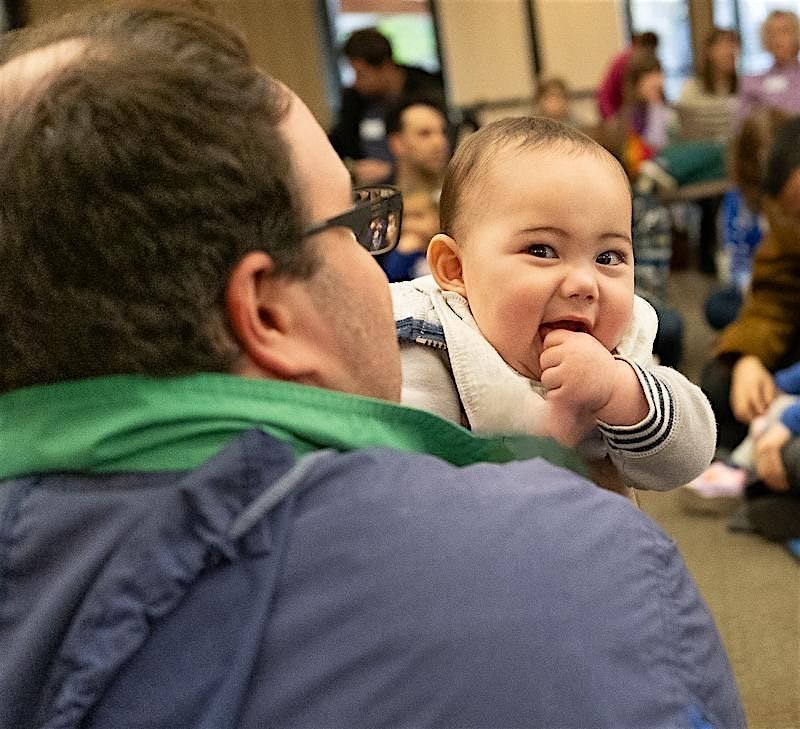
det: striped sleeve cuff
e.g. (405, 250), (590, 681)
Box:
(596, 359), (674, 454)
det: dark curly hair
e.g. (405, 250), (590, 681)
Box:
(0, 2), (312, 391)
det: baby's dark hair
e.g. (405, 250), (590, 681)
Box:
(439, 116), (627, 239)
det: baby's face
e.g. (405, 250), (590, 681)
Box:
(453, 146), (634, 380)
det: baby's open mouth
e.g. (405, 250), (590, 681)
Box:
(539, 320), (590, 337)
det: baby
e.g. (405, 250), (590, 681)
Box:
(392, 116), (715, 492)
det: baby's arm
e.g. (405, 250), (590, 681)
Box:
(598, 364), (716, 490)
(540, 330), (716, 489)
(539, 330), (648, 446)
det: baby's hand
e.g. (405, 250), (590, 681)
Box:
(539, 330), (617, 446)
(539, 330), (617, 413)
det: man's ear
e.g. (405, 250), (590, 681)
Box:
(427, 233), (467, 297)
(225, 251), (314, 380)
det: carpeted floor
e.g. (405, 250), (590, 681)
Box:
(640, 268), (800, 729)
(639, 489), (799, 729)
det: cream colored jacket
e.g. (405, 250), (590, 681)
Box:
(392, 275), (715, 491)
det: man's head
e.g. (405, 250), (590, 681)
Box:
(342, 27), (397, 97)
(430, 117), (633, 380)
(0, 2), (401, 400)
(386, 99), (450, 183)
(761, 10), (800, 65)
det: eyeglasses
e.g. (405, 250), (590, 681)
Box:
(303, 185), (403, 255)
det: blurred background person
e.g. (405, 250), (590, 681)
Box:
(702, 116), (800, 459)
(737, 10), (800, 126)
(380, 189), (439, 283)
(596, 30), (659, 122)
(534, 76), (577, 126)
(606, 52), (676, 180)
(674, 27), (741, 276)
(705, 107), (789, 331)
(385, 98), (450, 196)
(328, 26), (445, 186)
(677, 27), (741, 143)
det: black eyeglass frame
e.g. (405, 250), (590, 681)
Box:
(302, 185), (403, 256)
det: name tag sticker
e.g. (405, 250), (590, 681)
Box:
(764, 74), (789, 93)
(359, 118), (386, 141)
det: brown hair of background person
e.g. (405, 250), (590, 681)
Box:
(342, 26), (392, 67)
(700, 28), (740, 95)
(730, 107), (789, 211)
(633, 30), (659, 52)
(0, 3), (308, 393)
(622, 50), (665, 107)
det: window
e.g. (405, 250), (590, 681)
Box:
(324, 0), (441, 90)
(626, 0), (693, 101)
(714, 1), (800, 74)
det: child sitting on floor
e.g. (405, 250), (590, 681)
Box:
(392, 116), (715, 492)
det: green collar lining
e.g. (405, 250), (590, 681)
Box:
(0, 374), (585, 479)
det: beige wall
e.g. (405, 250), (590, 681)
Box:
(533, 0), (625, 92)
(214, 0), (331, 128)
(437, 0), (535, 108)
(22, 0), (710, 128)
(22, 0), (333, 128)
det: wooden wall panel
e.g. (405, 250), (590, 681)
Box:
(436, 0), (535, 107)
(532, 0), (625, 92)
(21, 0), (332, 128)
(212, 0), (331, 128)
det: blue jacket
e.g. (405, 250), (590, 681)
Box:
(0, 429), (744, 728)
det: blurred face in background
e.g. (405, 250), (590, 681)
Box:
(773, 168), (800, 233)
(348, 57), (392, 96)
(708, 33), (740, 77)
(390, 104), (450, 177)
(539, 87), (570, 121)
(636, 69), (664, 103)
(763, 14), (800, 65)
(402, 191), (439, 244)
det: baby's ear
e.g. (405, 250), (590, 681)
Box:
(427, 233), (467, 297)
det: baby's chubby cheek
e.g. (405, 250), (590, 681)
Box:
(604, 308), (635, 353)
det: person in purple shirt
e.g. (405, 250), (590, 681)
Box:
(737, 10), (800, 125)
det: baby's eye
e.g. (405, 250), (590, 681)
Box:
(596, 250), (625, 266)
(527, 244), (557, 258)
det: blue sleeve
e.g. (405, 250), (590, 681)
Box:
(381, 250), (426, 283)
(774, 362), (800, 394)
(720, 189), (763, 289)
(780, 402), (800, 435)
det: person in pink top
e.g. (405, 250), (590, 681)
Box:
(597, 31), (659, 121)
(737, 10), (800, 125)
